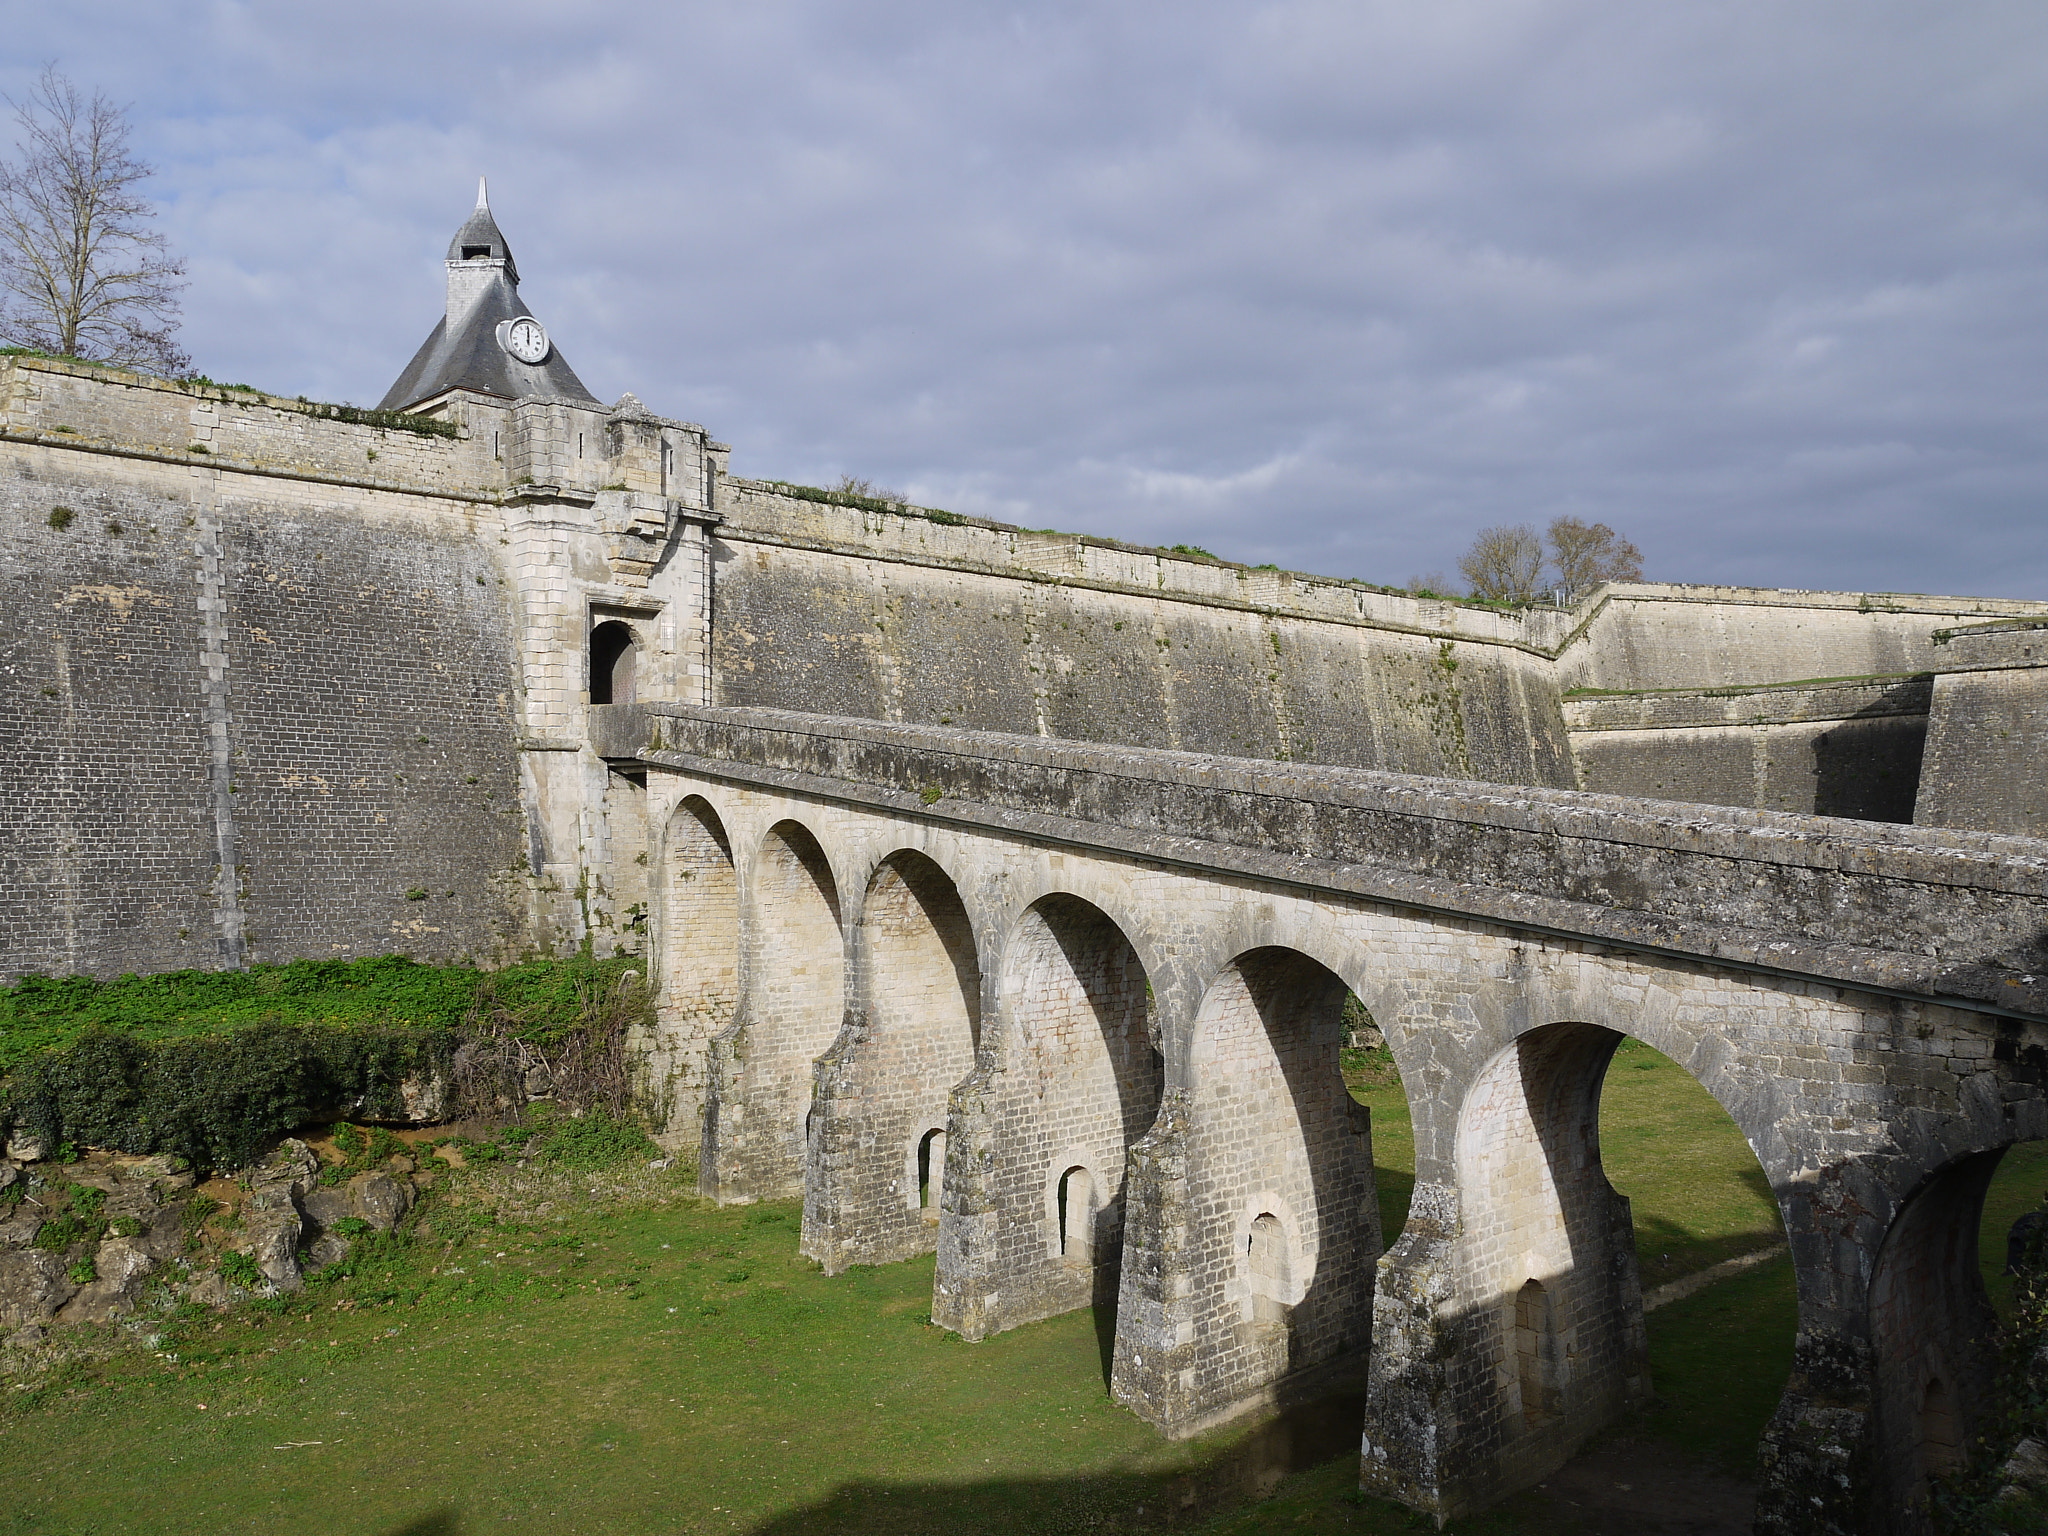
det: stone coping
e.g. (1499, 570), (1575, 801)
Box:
(609, 703), (2048, 1023)
(1561, 674), (1933, 732)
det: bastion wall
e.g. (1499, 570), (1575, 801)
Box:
(5, 354), (2046, 985)
(0, 434), (532, 980)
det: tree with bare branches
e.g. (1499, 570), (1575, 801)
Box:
(0, 67), (187, 376)
(1453, 517), (1646, 605)
(1546, 516), (1643, 600)
(1458, 523), (1546, 604)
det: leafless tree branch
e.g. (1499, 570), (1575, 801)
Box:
(1458, 524), (1546, 605)
(0, 66), (188, 376)
(1546, 516), (1644, 600)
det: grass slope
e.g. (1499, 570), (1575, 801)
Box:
(0, 955), (635, 1071)
(6, 1037), (2041, 1533)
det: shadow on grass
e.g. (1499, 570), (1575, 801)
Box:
(1095, 1257), (1121, 1386)
(749, 1388), (1372, 1535)
(1374, 1164), (1415, 1247)
(374, 1511), (462, 1536)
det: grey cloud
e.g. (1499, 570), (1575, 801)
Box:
(8, 1), (2047, 596)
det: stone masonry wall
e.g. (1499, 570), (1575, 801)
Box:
(701, 819), (844, 1201)
(1557, 586), (2046, 694)
(710, 487), (1579, 788)
(968, 894), (1161, 1334)
(1914, 624), (2048, 838)
(1181, 949), (1377, 1421)
(1, 441), (531, 981)
(1568, 676), (1931, 820)
(645, 796), (739, 1144)
(0, 357), (500, 495)
(1439, 1024), (1650, 1508)
(801, 850), (980, 1274)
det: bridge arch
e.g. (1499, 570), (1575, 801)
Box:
(1168, 945), (1378, 1425)
(645, 794), (739, 1145)
(698, 815), (846, 1203)
(1448, 1021), (1654, 1491)
(981, 867), (1174, 1054)
(932, 892), (1161, 1339)
(1142, 897), (1406, 1078)
(1861, 1148), (2006, 1532)
(801, 847), (982, 1273)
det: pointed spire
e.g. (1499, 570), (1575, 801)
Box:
(477, 176), (489, 210)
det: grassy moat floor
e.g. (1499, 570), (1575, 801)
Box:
(4, 1041), (2045, 1535)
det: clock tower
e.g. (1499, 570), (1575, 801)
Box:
(378, 179), (600, 411)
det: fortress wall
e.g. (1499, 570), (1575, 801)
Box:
(203, 476), (532, 967)
(0, 451), (219, 979)
(710, 487), (1579, 788)
(1566, 677), (1931, 820)
(721, 485), (1573, 649)
(1914, 625), (2048, 838)
(1556, 585), (2047, 694)
(0, 440), (535, 982)
(0, 357), (500, 495)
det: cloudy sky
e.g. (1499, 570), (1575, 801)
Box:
(6, 3), (2047, 596)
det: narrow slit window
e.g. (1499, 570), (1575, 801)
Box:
(1058, 1166), (1092, 1260)
(917, 1128), (946, 1210)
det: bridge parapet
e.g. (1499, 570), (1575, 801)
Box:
(604, 701), (2048, 1026)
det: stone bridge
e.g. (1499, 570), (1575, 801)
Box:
(590, 702), (2048, 1535)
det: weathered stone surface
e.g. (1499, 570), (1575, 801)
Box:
(238, 1139), (318, 1292)
(398, 1072), (449, 1124)
(56, 1239), (157, 1325)
(298, 1170), (413, 1239)
(0, 1250), (75, 1328)
(184, 1272), (237, 1310)
(120, 1155), (181, 1185)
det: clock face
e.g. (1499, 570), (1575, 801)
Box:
(501, 316), (549, 364)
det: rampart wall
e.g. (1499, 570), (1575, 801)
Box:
(5, 354), (2046, 985)
(0, 437), (531, 981)
(710, 485), (1579, 788)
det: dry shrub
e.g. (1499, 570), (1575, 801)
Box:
(454, 969), (653, 1126)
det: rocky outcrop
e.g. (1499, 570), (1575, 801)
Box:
(239, 1140), (319, 1292)
(299, 1168), (416, 1270)
(0, 1128), (439, 1340)
(0, 1250), (74, 1329)
(56, 1238), (156, 1325)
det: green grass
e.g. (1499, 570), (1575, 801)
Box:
(7, 1037), (2042, 1534)
(0, 954), (638, 1071)
(1980, 1139), (2048, 1320)
(1600, 1037), (1785, 1285)
(0, 1188), (1344, 1535)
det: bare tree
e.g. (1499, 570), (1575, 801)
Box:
(831, 473), (912, 506)
(1547, 516), (1643, 600)
(0, 67), (187, 375)
(1405, 571), (1455, 598)
(1458, 524), (1545, 605)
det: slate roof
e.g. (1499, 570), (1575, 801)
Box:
(446, 202), (518, 281)
(378, 187), (600, 411)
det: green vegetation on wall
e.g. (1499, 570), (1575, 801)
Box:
(0, 955), (645, 1172)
